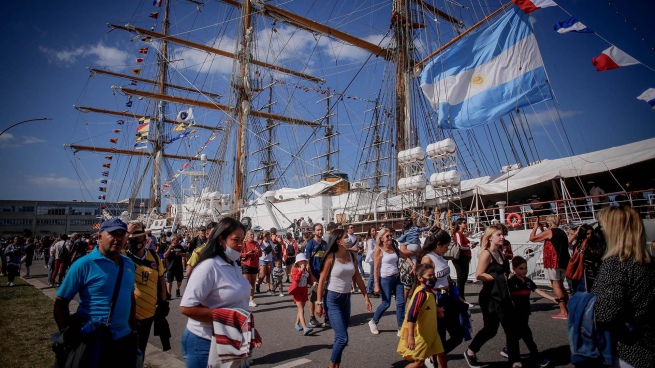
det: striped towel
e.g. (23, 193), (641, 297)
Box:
(208, 308), (255, 368)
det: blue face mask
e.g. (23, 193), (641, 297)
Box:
(424, 276), (437, 289)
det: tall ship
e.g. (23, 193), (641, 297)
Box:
(65, 0), (655, 279)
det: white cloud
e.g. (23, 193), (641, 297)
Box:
(23, 136), (47, 144)
(0, 133), (14, 143)
(0, 134), (47, 148)
(39, 42), (128, 68)
(27, 175), (80, 189)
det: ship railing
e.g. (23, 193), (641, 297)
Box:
(460, 242), (548, 285)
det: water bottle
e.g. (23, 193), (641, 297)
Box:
(80, 317), (107, 335)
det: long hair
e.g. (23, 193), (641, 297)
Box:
(407, 263), (435, 298)
(575, 224), (594, 249)
(451, 218), (466, 239)
(417, 229), (451, 263)
(244, 230), (255, 242)
(598, 206), (650, 264)
(366, 227), (376, 241)
(375, 227), (391, 247)
(481, 224), (504, 251)
(402, 218), (413, 231)
(319, 229), (346, 272)
(196, 217), (246, 266)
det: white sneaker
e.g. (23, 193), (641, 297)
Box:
(279, 293), (284, 297)
(397, 329), (401, 337)
(8, 282), (14, 287)
(5, 282), (9, 287)
(248, 300), (257, 307)
(368, 320), (379, 335)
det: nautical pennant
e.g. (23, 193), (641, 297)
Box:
(109, 138), (118, 144)
(132, 68), (141, 75)
(149, 12), (159, 19)
(139, 117), (151, 124)
(105, 156), (113, 160)
(592, 46), (640, 71)
(102, 163), (111, 168)
(637, 87), (655, 110)
(419, 7), (552, 129)
(512, 0), (557, 14)
(113, 129), (121, 133)
(99, 187), (107, 192)
(153, 0), (162, 7)
(117, 119), (125, 125)
(98, 196), (106, 201)
(126, 100), (133, 107)
(176, 107), (194, 123)
(102, 171), (109, 177)
(139, 48), (149, 54)
(554, 17), (592, 34)
(100, 179), (108, 184)
(136, 58), (144, 63)
(141, 37), (152, 43)
(130, 80), (138, 86)
(173, 123), (188, 132)
(134, 141), (148, 150)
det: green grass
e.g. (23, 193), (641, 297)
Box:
(0, 276), (58, 368)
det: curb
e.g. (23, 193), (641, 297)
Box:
(21, 271), (185, 368)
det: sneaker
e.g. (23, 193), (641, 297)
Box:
(279, 293), (284, 297)
(8, 282), (13, 287)
(6, 282), (10, 287)
(255, 284), (260, 293)
(47, 282), (53, 287)
(308, 317), (320, 328)
(303, 327), (313, 336)
(397, 329), (401, 337)
(500, 346), (509, 358)
(551, 314), (568, 320)
(535, 358), (550, 367)
(322, 320), (330, 328)
(368, 320), (379, 335)
(464, 349), (480, 368)
(294, 325), (302, 331)
(176, 289), (181, 298)
(248, 300), (257, 307)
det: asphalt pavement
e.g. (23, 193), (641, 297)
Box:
(28, 262), (573, 368)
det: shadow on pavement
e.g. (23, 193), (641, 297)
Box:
(252, 343), (332, 365)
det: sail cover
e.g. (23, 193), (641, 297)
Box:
(420, 7), (552, 130)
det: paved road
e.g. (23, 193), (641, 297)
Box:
(34, 262), (573, 368)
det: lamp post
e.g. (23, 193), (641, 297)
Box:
(0, 118), (52, 138)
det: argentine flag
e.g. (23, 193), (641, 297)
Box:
(554, 17), (592, 34)
(420, 7), (552, 130)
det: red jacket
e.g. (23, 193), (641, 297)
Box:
(240, 241), (262, 268)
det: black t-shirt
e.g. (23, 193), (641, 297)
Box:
(166, 243), (184, 272)
(508, 276), (537, 316)
(551, 227), (570, 269)
(72, 240), (88, 259)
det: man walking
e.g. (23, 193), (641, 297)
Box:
(123, 221), (167, 357)
(51, 234), (71, 287)
(53, 218), (137, 367)
(305, 223), (328, 328)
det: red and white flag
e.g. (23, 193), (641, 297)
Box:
(592, 46), (639, 72)
(512, 0), (557, 14)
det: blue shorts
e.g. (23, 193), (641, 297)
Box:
(259, 260), (271, 267)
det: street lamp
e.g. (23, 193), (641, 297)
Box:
(0, 118), (52, 137)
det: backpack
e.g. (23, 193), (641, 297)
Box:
(567, 291), (614, 366)
(286, 241), (296, 257)
(59, 241), (72, 263)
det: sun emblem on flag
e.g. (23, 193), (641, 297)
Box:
(470, 73), (487, 88)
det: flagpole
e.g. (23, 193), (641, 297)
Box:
(0, 118), (52, 137)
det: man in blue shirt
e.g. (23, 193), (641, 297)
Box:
(54, 218), (137, 367)
(305, 223), (327, 328)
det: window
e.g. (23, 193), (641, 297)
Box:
(0, 219), (33, 226)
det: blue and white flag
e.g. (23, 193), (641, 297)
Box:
(637, 87), (655, 110)
(554, 17), (592, 34)
(420, 7), (552, 130)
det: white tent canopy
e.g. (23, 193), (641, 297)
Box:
(468, 137), (655, 195)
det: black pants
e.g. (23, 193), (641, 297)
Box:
(516, 314), (538, 355)
(452, 255), (471, 298)
(136, 317), (154, 356)
(7, 265), (19, 283)
(438, 310), (464, 353)
(98, 332), (138, 368)
(469, 297), (520, 364)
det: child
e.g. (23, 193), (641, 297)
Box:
(272, 259), (286, 296)
(397, 264), (446, 368)
(287, 254), (314, 336)
(501, 256), (558, 367)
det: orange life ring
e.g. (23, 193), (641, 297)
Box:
(506, 213), (522, 228)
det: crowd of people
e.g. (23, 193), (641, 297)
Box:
(2, 203), (653, 368)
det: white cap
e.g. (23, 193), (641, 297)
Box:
(295, 253), (307, 264)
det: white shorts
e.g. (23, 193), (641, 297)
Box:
(545, 268), (566, 281)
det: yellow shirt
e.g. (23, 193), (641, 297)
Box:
(123, 249), (165, 320)
(186, 243), (207, 268)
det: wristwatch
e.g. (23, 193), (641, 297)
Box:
(315, 301), (323, 305)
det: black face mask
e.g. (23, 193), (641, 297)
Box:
(128, 239), (144, 253)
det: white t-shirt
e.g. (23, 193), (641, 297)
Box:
(365, 239), (376, 264)
(258, 241), (273, 263)
(425, 251), (450, 289)
(327, 257), (355, 294)
(181, 256), (250, 340)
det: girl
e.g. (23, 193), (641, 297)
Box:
(316, 229), (372, 368)
(288, 253), (314, 335)
(464, 225), (520, 368)
(397, 263), (447, 368)
(283, 232), (299, 283)
(241, 230), (262, 307)
(419, 230), (464, 355)
(397, 218), (432, 301)
(256, 231), (274, 294)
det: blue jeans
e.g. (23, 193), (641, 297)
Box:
(366, 263), (375, 294)
(373, 274), (405, 328)
(181, 328), (210, 368)
(325, 291), (351, 364)
(356, 254), (364, 276)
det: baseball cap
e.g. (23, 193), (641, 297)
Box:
(127, 222), (146, 238)
(99, 218), (128, 233)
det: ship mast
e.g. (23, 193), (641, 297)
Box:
(150, 0), (171, 213)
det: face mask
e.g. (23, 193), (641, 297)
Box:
(224, 245), (241, 262)
(424, 276), (437, 289)
(128, 239), (143, 253)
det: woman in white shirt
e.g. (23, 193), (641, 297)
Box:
(255, 231), (274, 294)
(180, 217), (262, 368)
(364, 227), (377, 296)
(316, 229), (372, 368)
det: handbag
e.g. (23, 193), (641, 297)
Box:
(566, 240), (586, 281)
(398, 258), (414, 287)
(443, 243), (461, 260)
(52, 258), (125, 368)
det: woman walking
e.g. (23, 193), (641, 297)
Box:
(369, 227), (413, 335)
(363, 227), (377, 296)
(256, 231), (274, 294)
(451, 218), (477, 301)
(180, 217), (262, 368)
(241, 230), (262, 307)
(316, 229), (372, 368)
(592, 206), (654, 368)
(464, 225), (520, 368)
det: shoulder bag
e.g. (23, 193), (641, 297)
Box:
(566, 240), (586, 282)
(443, 242), (460, 261)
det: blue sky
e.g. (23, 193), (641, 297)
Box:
(0, 0), (654, 203)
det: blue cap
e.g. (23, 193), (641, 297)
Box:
(99, 218), (128, 233)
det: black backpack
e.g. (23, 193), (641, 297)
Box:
(286, 241), (296, 257)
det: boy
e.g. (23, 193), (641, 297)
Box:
(502, 256), (558, 367)
(272, 259), (286, 296)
